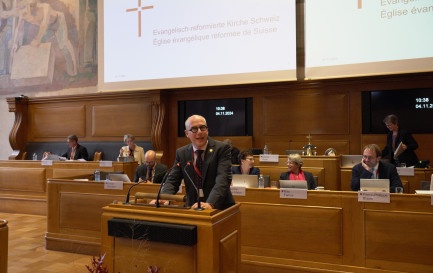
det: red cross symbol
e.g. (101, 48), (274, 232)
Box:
(126, 0), (154, 37)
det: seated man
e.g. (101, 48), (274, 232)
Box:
(351, 144), (402, 193)
(133, 150), (168, 183)
(61, 134), (88, 161)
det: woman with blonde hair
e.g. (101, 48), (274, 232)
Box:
(119, 134), (145, 165)
(280, 154), (316, 190)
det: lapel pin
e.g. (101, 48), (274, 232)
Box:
(209, 149), (213, 153)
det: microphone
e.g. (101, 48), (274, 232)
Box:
(123, 166), (174, 205)
(155, 165), (175, 208)
(183, 161), (205, 211)
(123, 180), (144, 204)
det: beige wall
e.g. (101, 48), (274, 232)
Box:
(0, 101), (13, 160)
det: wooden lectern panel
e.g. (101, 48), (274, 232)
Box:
(114, 238), (196, 273)
(0, 167), (45, 192)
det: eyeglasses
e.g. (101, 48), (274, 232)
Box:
(188, 125), (208, 133)
(245, 157), (254, 161)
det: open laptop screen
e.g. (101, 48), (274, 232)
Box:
(360, 179), (390, 193)
(279, 180), (308, 189)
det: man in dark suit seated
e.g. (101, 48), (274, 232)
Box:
(133, 150), (168, 183)
(351, 144), (402, 193)
(154, 115), (235, 210)
(61, 134), (88, 161)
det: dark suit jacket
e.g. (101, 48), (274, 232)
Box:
(162, 138), (235, 210)
(382, 129), (418, 166)
(279, 171), (316, 190)
(231, 146), (240, 164)
(232, 166), (260, 177)
(133, 163), (168, 183)
(351, 161), (402, 193)
(61, 144), (89, 161)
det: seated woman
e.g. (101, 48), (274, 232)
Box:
(119, 134), (145, 165)
(232, 150), (260, 177)
(280, 154), (315, 190)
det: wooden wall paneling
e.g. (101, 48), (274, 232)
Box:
(90, 102), (152, 137)
(262, 93), (349, 135)
(30, 105), (86, 139)
(348, 90), (363, 154)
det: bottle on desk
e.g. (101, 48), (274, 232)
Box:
(258, 174), (265, 188)
(263, 145), (269, 155)
(94, 169), (101, 181)
(32, 153), (37, 160)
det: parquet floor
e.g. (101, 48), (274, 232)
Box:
(1, 212), (92, 273)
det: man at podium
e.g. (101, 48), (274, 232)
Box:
(160, 115), (235, 210)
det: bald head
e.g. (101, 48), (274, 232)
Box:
(145, 150), (156, 168)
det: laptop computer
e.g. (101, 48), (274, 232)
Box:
(360, 179), (390, 192)
(232, 174), (258, 188)
(108, 173), (131, 182)
(279, 180), (308, 189)
(341, 155), (363, 167)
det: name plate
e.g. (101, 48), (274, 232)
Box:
(396, 167), (414, 176)
(41, 160), (53, 166)
(100, 161), (112, 167)
(259, 154), (279, 162)
(104, 180), (123, 190)
(358, 191), (390, 203)
(280, 188), (307, 199)
(230, 186), (246, 196)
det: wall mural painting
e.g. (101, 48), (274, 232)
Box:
(0, 0), (97, 95)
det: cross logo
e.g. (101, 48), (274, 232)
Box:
(126, 0), (154, 37)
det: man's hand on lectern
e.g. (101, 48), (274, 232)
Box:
(149, 199), (169, 205)
(192, 202), (214, 209)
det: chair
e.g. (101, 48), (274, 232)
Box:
(93, 151), (102, 161)
(43, 152), (49, 159)
(420, 181), (431, 190)
(20, 152), (27, 160)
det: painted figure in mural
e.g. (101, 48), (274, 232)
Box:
(0, 0), (17, 75)
(10, 0), (77, 76)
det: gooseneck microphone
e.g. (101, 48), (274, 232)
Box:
(123, 180), (144, 204)
(155, 166), (174, 208)
(183, 161), (205, 211)
(123, 166), (173, 205)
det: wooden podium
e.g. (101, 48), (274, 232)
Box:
(101, 203), (241, 273)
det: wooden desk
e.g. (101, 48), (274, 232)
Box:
(341, 167), (433, 193)
(46, 179), (184, 255)
(234, 189), (433, 273)
(254, 155), (341, 190)
(0, 160), (137, 215)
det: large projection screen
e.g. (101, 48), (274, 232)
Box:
(98, 0), (297, 91)
(305, 0), (433, 79)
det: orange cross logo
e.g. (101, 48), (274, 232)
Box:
(126, 0), (154, 37)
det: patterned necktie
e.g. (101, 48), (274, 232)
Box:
(193, 150), (204, 189)
(147, 167), (153, 181)
(371, 168), (376, 179)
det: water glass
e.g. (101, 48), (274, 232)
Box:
(395, 187), (403, 194)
